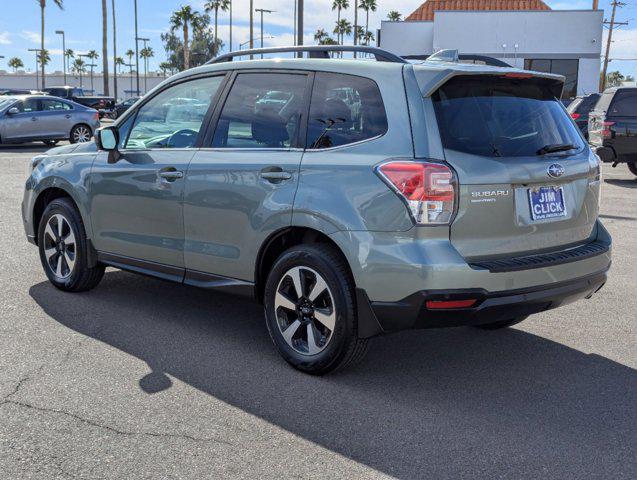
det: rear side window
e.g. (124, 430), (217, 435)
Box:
(307, 72), (387, 149)
(432, 76), (585, 158)
(41, 99), (72, 111)
(212, 73), (307, 149)
(609, 90), (637, 116)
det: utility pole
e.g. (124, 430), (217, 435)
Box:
(134, 0), (140, 96)
(249, 0), (254, 59)
(600, 1), (628, 92)
(255, 8), (274, 58)
(112, 0), (118, 100)
(229, 0), (233, 51)
(593, 0), (599, 9)
(28, 48), (42, 90)
(297, 0), (304, 56)
(55, 31), (66, 85)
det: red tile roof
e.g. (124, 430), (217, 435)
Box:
(406, 0), (551, 21)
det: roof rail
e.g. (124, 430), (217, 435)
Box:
(206, 45), (407, 65)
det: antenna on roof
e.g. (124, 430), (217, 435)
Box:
(426, 49), (459, 63)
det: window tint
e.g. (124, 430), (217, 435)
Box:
(41, 99), (72, 111)
(18, 99), (40, 113)
(212, 73), (307, 149)
(610, 90), (637, 116)
(432, 76), (584, 158)
(307, 73), (387, 149)
(47, 88), (68, 97)
(524, 59), (579, 99)
(125, 76), (224, 149)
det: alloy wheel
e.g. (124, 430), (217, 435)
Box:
(73, 126), (91, 143)
(274, 266), (336, 356)
(43, 213), (77, 280)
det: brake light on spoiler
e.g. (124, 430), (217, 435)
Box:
(377, 161), (455, 225)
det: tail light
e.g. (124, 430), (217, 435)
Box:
(426, 299), (477, 310)
(93, 112), (100, 121)
(570, 113), (581, 120)
(602, 121), (615, 139)
(377, 161), (455, 225)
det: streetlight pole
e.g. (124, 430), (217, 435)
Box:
(249, 0), (254, 59)
(297, 0), (304, 54)
(112, 0), (118, 101)
(28, 48), (42, 90)
(87, 63), (97, 93)
(229, 0), (233, 51)
(134, 0), (140, 96)
(137, 37), (149, 94)
(125, 62), (134, 97)
(78, 53), (90, 89)
(55, 30), (66, 85)
(255, 9), (274, 58)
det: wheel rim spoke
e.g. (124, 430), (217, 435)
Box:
(308, 275), (327, 302)
(44, 247), (57, 261)
(56, 215), (64, 237)
(275, 291), (296, 312)
(288, 267), (304, 299)
(281, 319), (301, 345)
(314, 309), (336, 332)
(44, 221), (56, 242)
(55, 255), (63, 277)
(306, 323), (320, 355)
(62, 230), (76, 248)
(64, 251), (75, 273)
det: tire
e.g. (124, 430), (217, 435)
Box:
(42, 140), (58, 147)
(627, 162), (637, 177)
(69, 124), (92, 144)
(264, 244), (369, 375)
(37, 198), (105, 292)
(474, 316), (529, 330)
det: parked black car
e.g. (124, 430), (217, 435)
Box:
(42, 86), (115, 118)
(589, 87), (637, 177)
(112, 97), (141, 119)
(567, 93), (600, 139)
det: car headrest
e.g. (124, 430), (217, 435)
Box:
(321, 98), (353, 130)
(252, 110), (290, 147)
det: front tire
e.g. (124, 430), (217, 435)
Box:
(37, 198), (105, 292)
(70, 124), (92, 144)
(264, 244), (368, 375)
(627, 162), (637, 177)
(43, 140), (59, 147)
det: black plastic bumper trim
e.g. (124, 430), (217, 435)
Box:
(369, 269), (609, 332)
(469, 240), (610, 273)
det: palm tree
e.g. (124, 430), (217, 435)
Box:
(334, 19), (352, 47)
(37, 0), (64, 89)
(354, 26), (364, 45)
(140, 46), (154, 93)
(314, 29), (329, 44)
(8, 57), (24, 73)
(159, 61), (172, 77)
(170, 5), (202, 70)
(125, 48), (135, 67)
(332, 0), (349, 45)
(362, 30), (374, 46)
(38, 49), (51, 67)
(115, 56), (125, 73)
(359, 0), (377, 37)
(87, 50), (99, 92)
(204, 0), (230, 46)
(72, 57), (86, 88)
(64, 48), (74, 75)
(387, 10), (402, 22)
(125, 49), (135, 96)
(101, 0), (109, 95)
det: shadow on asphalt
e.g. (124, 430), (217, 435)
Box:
(605, 178), (637, 189)
(29, 271), (637, 479)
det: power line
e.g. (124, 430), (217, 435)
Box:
(600, 1), (629, 91)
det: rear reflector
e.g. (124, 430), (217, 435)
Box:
(504, 72), (534, 79)
(426, 299), (477, 310)
(377, 161), (455, 225)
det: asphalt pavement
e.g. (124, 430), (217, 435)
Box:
(0, 143), (635, 479)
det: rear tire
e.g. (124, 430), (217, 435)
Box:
(37, 198), (105, 292)
(264, 244), (368, 375)
(627, 162), (637, 177)
(474, 316), (529, 330)
(70, 124), (92, 144)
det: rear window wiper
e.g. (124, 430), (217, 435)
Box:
(536, 143), (576, 155)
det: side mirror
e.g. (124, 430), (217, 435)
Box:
(7, 107), (20, 115)
(96, 126), (118, 151)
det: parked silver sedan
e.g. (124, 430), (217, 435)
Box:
(0, 95), (100, 146)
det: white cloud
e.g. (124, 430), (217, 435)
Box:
(0, 31), (11, 45)
(20, 30), (41, 44)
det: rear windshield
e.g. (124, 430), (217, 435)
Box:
(432, 76), (585, 158)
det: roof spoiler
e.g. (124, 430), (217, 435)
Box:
(425, 49), (459, 63)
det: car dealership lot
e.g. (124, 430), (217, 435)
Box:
(0, 144), (635, 479)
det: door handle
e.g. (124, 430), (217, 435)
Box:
(31, 117), (37, 122)
(65, 114), (71, 119)
(158, 169), (184, 181)
(260, 168), (292, 182)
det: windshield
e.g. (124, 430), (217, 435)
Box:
(432, 76), (584, 157)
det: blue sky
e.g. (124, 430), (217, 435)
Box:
(0, 0), (634, 77)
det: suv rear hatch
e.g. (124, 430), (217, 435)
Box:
(430, 74), (599, 260)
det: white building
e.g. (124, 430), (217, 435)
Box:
(379, 0), (603, 98)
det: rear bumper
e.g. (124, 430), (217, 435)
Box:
(360, 269), (608, 334)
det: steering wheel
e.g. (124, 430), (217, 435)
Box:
(166, 129), (198, 148)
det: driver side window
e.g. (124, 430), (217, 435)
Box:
(124, 76), (224, 150)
